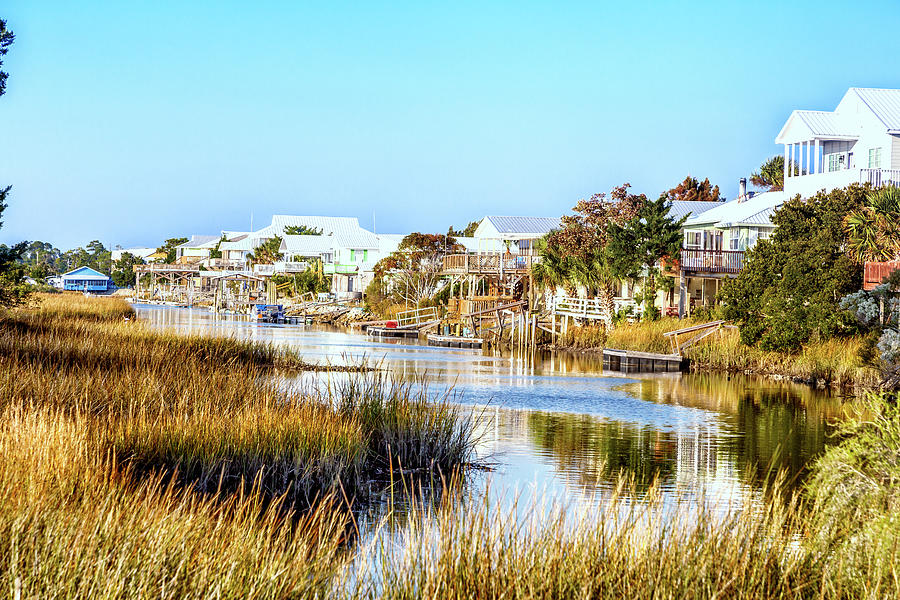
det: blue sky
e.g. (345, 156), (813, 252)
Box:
(2, 1), (900, 250)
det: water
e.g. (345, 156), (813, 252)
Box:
(136, 304), (845, 511)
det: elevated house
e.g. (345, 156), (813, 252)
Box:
(175, 235), (221, 265)
(61, 266), (113, 292)
(776, 87), (900, 198)
(674, 183), (786, 315)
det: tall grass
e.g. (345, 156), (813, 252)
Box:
(0, 295), (477, 597)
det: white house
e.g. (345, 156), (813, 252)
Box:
(175, 235), (220, 264)
(472, 216), (561, 255)
(776, 87), (900, 198)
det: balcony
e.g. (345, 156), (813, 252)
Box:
(784, 168), (900, 197)
(679, 249), (745, 275)
(206, 258), (247, 271)
(442, 253), (542, 275)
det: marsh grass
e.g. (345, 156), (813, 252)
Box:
(559, 317), (877, 388)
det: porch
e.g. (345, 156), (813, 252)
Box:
(441, 253), (541, 275)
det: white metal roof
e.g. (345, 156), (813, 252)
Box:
(667, 200), (723, 221)
(279, 235), (334, 255)
(479, 216), (561, 239)
(852, 87), (900, 131)
(331, 229), (380, 250)
(219, 238), (255, 252)
(265, 215), (363, 238)
(683, 190), (787, 228)
(177, 235), (219, 249)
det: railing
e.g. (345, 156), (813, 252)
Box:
(442, 253), (542, 274)
(253, 264), (275, 275)
(134, 263), (200, 273)
(553, 296), (607, 320)
(395, 306), (440, 328)
(206, 259), (247, 271)
(860, 168), (900, 187)
(864, 260), (900, 290)
(678, 249), (745, 274)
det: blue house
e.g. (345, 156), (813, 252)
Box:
(61, 266), (113, 292)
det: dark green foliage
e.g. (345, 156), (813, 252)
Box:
(112, 252), (143, 288)
(248, 236), (283, 264)
(156, 237), (188, 264)
(719, 185), (867, 352)
(284, 225), (323, 236)
(208, 234), (227, 259)
(0, 19), (13, 98)
(448, 220), (480, 237)
(608, 194), (685, 319)
(272, 260), (330, 296)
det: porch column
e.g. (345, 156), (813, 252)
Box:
(784, 144), (791, 180)
(814, 139), (820, 174)
(806, 140), (811, 175)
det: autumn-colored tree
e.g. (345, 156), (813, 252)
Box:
(538, 184), (646, 325)
(374, 233), (462, 308)
(664, 176), (723, 203)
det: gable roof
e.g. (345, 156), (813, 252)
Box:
(479, 216), (561, 238)
(280, 235), (334, 255)
(263, 215), (363, 238)
(852, 87), (900, 131)
(667, 200), (723, 221)
(177, 235), (220, 249)
(683, 190), (787, 228)
(61, 266), (110, 280)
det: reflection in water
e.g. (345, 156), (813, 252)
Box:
(135, 305), (847, 510)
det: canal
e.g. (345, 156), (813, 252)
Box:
(136, 303), (846, 515)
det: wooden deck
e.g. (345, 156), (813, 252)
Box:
(442, 253), (541, 275)
(678, 249), (745, 275)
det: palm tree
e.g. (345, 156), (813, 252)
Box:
(750, 155), (802, 191)
(531, 236), (570, 294)
(845, 187), (900, 262)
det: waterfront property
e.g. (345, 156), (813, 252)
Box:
(174, 235), (221, 264)
(777, 87), (900, 198)
(60, 266), (113, 292)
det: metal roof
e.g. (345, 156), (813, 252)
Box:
(667, 200), (723, 221)
(684, 190), (787, 228)
(177, 235), (219, 249)
(482, 216), (561, 237)
(795, 110), (855, 137)
(61, 266), (110, 280)
(265, 215), (363, 238)
(279, 235), (333, 255)
(852, 88), (900, 131)
(331, 230), (380, 250)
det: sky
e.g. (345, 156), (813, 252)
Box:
(2, 0), (900, 250)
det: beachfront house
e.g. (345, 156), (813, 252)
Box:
(175, 235), (221, 265)
(472, 216), (560, 255)
(776, 87), (900, 198)
(61, 266), (114, 292)
(674, 182), (786, 315)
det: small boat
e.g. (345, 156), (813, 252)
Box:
(426, 333), (483, 349)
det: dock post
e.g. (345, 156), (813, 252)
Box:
(531, 314), (536, 349)
(552, 311), (556, 345)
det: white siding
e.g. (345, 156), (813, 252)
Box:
(892, 134), (900, 170)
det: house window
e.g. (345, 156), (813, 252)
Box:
(363, 250), (368, 262)
(728, 229), (742, 251)
(684, 231), (702, 249)
(350, 250), (356, 262)
(868, 147), (882, 169)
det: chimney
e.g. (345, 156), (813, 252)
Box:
(738, 178), (747, 202)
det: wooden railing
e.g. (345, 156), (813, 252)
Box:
(553, 296), (606, 320)
(678, 249), (745, 274)
(442, 253), (542, 274)
(206, 259), (247, 270)
(864, 260), (900, 290)
(860, 168), (900, 188)
(134, 263), (201, 273)
(395, 306), (440, 328)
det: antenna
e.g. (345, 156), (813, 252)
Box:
(373, 209), (376, 234)
(250, 211), (253, 233)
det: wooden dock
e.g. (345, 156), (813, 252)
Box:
(366, 327), (420, 339)
(426, 334), (483, 349)
(602, 349), (685, 373)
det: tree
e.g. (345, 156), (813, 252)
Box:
(155, 237), (188, 264)
(247, 236), (283, 264)
(448, 220), (480, 237)
(111, 252), (143, 288)
(749, 155), (802, 191)
(284, 225), (322, 236)
(208, 234), (227, 259)
(374, 233), (462, 308)
(607, 194), (686, 319)
(0, 19), (13, 97)
(538, 184), (645, 325)
(0, 22), (25, 307)
(719, 185), (867, 352)
(665, 176), (723, 203)
(844, 186), (900, 262)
